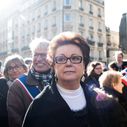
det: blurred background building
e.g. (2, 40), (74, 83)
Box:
(0, 0), (120, 63)
(119, 13), (127, 54)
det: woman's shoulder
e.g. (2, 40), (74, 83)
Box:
(83, 83), (118, 109)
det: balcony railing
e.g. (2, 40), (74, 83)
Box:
(52, 24), (56, 27)
(12, 48), (18, 52)
(21, 46), (29, 51)
(79, 7), (84, 11)
(87, 39), (95, 46)
(44, 27), (48, 30)
(98, 29), (102, 32)
(63, 5), (71, 9)
(98, 14), (101, 18)
(79, 23), (84, 27)
(98, 42), (103, 47)
(0, 51), (7, 55)
(52, 8), (56, 12)
(89, 11), (93, 15)
(107, 41), (111, 46)
(89, 26), (94, 30)
(99, 57), (102, 61)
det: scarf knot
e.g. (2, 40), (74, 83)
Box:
(30, 68), (53, 86)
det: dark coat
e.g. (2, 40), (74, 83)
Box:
(85, 75), (100, 90)
(109, 61), (127, 71)
(0, 78), (9, 127)
(103, 86), (127, 112)
(7, 72), (45, 127)
(22, 82), (127, 127)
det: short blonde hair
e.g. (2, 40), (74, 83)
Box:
(99, 70), (122, 88)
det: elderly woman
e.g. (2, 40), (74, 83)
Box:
(0, 54), (27, 127)
(22, 32), (127, 127)
(3, 54), (27, 86)
(7, 38), (52, 127)
(99, 70), (127, 112)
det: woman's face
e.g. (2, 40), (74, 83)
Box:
(116, 54), (123, 63)
(54, 44), (85, 86)
(94, 65), (103, 75)
(7, 61), (26, 81)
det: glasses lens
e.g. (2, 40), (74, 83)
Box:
(7, 65), (22, 72)
(55, 56), (66, 64)
(54, 55), (82, 64)
(71, 56), (82, 64)
(34, 53), (47, 58)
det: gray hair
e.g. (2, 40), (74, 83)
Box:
(3, 54), (27, 79)
(29, 38), (50, 56)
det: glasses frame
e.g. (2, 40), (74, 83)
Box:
(7, 65), (23, 72)
(54, 55), (83, 64)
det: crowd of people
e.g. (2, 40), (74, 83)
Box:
(0, 31), (127, 127)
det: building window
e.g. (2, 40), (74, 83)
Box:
(90, 33), (94, 40)
(37, 23), (41, 33)
(44, 20), (48, 30)
(98, 22), (102, 32)
(98, 35), (102, 42)
(99, 50), (102, 60)
(98, 8), (101, 17)
(52, 16), (56, 27)
(64, 13), (71, 22)
(64, 0), (71, 6)
(44, 5), (48, 15)
(89, 4), (93, 14)
(79, 15), (84, 27)
(52, 0), (56, 11)
(79, 0), (84, 11)
(87, 33), (95, 46)
(79, 31), (83, 36)
(89, 19), (93, 29)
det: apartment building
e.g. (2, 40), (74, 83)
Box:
(106, 27), (120, 63)
(0, 0), (106, 62)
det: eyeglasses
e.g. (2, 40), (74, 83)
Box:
(54, 55), (83, 64)
(34, 53), (47, 58)
(7, 65), (22, 72)
(95, 67), (102, 70)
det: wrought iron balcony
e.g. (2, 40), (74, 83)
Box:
(87, 39), (95, 46)
(98, 29), (102, 32)
(79, 7), (84, 11)
(63, 5), (71, 9)
(79, 23), (84, 27)
(98, 42), (103, 47)
(89, 26), (94, 30)
(89, 11), (93, 15)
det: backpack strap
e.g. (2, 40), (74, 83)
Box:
(17, 74), (41, 100)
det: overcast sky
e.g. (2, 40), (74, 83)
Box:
(105, 0), (127, 32)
